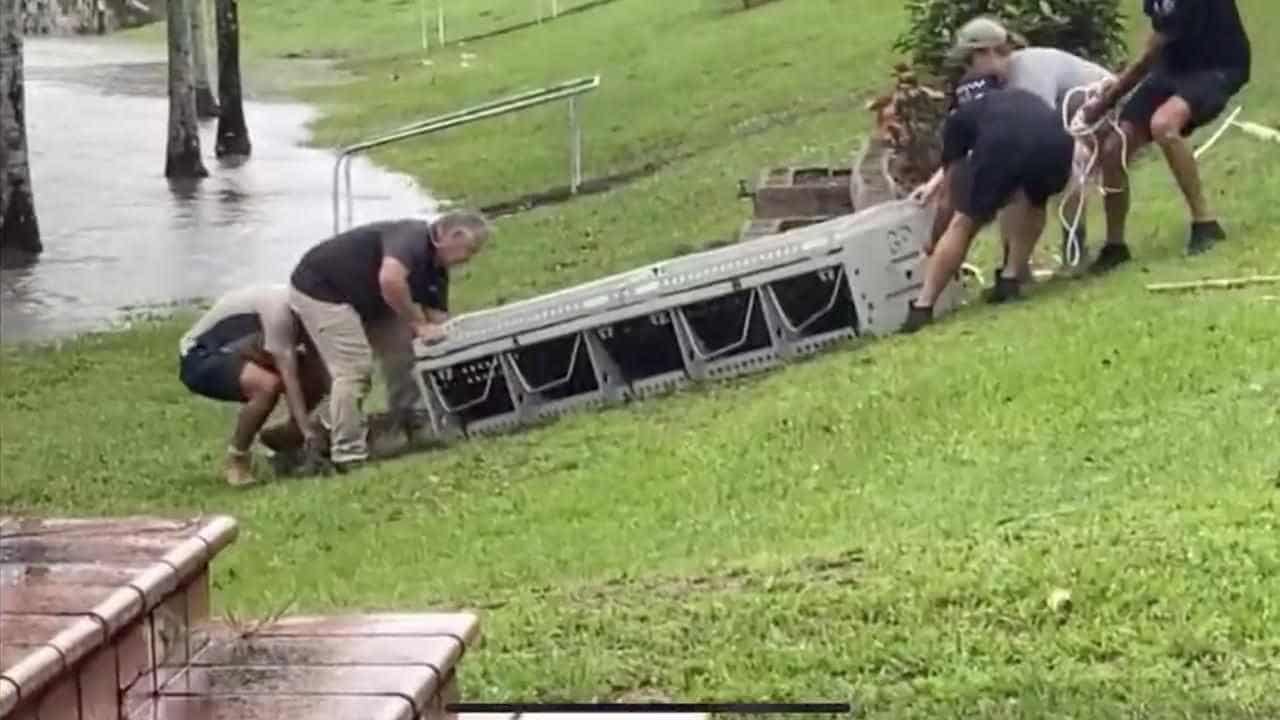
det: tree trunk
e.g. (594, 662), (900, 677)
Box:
(1, 0), (42, 265)
(166, 0), (208, 178)
(213, 0), (250, 157)
(190, 0), (219, 118)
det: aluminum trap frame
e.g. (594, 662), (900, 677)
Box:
(411, 199), (966, 440)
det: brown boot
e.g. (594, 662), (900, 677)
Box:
(224, 449), (259, 488)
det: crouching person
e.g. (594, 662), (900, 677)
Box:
(178, 285), (329, 487)
(904, 72), (1074, 333)
(288, 212), (492, 472)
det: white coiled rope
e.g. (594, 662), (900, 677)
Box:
(1058, 80), (1128, 268)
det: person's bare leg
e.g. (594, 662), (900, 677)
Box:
(996, 206), (1030, 281)
(1151, 96), (1227, 254)
(918, 212), (980, 308)
(1002, 191), (1047, 279)
(1101, 122), (1145, 247)
(227, 362), (283, 487)
(1150, 97), (1211, 222)
(262, 350), (331, 454)
(1092, 122), (1148, 273)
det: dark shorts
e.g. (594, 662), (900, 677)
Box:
(949, 135), (1074, 225)
(179, 344), (250, 403)
(1120, 67), (1247, 137)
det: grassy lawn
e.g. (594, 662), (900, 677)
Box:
(5, 0), (1280, 716)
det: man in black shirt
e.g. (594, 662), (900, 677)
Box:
(1083, 0), (1251, 270)
(289, 211), (492, 469)
(904, 72), (1075, 333)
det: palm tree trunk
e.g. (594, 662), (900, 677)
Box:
(190, 0), (220, 118)
(1, 0), (42, 265)
(214, 0), (250, 157)
(165, 0), (208, 178)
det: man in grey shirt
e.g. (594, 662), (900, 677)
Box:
(289, 211), (491, 471)
(178, 284), (328, 487)
(914, 17), (1118, 277)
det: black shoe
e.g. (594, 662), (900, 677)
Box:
(1089, 243), (1131, 275)
(1187, 220), (1226, 256)
(902, 302), (934, 334)
(1062, 221), (1088, 267)
(982, 275), (1024, 304)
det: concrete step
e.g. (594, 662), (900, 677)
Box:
(124, 613), (480, 720)
(1, 515), (238, 719)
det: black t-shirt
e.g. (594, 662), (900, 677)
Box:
(941, 76), (1067, 167)
(291, 219), (450, 323)
(1145, 0), (1250, 80)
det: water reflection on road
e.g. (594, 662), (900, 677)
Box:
(1, 37), (436, 344)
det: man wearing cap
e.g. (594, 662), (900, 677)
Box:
(903, 71), (1075, 333)
(913, 16), (1118, 276)
(288, 211), (492, 471)
(1081, 0), (1250, 270)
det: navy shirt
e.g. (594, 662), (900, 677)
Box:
(291, 220), (449, 324)
(1145, 0), (1250, 79)
(940, 74), (1067, 167)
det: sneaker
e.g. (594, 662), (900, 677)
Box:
(901, 302), (934, 334)
(982, 275), (1024, 304)
(224, 451), (259, 488)
(1187, 220), (1226, 255)
(991, 263), (1034, 286)
(1089, 243), (1131, 275)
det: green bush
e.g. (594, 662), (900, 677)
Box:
(893, 0), (1129, 81)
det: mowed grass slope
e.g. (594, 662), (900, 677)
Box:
(5, 0), (1280, 717)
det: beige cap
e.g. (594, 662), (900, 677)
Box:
(948, 17), (1011, 61)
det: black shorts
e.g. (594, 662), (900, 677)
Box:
(179, 344), (249, 403)
(949, 135), (1074, 225)
(1120, 67), (1246, 137)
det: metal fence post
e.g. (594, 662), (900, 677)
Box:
(437, 1), (445, 46)
(569, 97), (582, 195)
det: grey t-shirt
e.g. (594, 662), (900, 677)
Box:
(179, 284), (298, 357)
(1006, 47), (1114, 114)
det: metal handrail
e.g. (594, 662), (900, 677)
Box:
(332, 75), (601, 232)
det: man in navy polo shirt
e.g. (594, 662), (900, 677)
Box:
(904, 71), (1075, 333)
(1082, 0), (1251, 270)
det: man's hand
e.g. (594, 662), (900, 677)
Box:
(909, 180), (940, 205)
(413, 321), (448, 345)
(1080, 97), (1107, 126)
(909, 169), (944, 205)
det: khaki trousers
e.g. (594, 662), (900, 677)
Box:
(289, 287), (423, 464)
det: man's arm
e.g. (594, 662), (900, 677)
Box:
(270, 347), (315, 440)
(1093, 31), (1168, 115)
(378, 256), (429, 328)
(379, 257), (449, 342)
(260, 303), (317, 441)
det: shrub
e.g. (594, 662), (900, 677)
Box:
(893, 0), (1130, 81)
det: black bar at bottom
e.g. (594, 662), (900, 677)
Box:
(448, 703), (852, 714)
